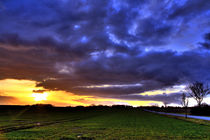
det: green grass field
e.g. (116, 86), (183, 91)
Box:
(0, 107), (209, 140)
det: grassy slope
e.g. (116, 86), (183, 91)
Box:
(0, 109), (209, 140)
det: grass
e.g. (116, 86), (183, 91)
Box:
(0, 108), (209, 140)
(161, 114), (210, 126)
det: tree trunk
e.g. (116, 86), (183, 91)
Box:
(185, 107), (187, 118)
(198, 101), (201, 107)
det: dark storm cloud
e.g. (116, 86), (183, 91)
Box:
(36, 51), (210, 97)
(117, 92), (182, 104)
(199, 33), (210, 49)
(0, 0), (210, 104)
(169, 0), (210, 19)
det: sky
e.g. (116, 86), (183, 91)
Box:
(0, 0), (210, 107)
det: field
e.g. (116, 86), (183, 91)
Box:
(0, 106), (209, 140)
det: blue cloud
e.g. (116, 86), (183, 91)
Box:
(0, 0), (210, 104)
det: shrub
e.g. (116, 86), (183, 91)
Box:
(190, 104), (210, 116)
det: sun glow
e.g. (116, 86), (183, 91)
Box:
(32, 93), (48, 101)
(1, 79), (208, 107)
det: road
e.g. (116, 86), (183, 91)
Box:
(143, 109), (210, 121)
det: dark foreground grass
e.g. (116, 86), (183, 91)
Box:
(162, 114), (210, 126)
(0, 108), (209, 140)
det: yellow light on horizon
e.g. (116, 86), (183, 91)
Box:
(32, 92), (48, 101)
(2, 79), (205, 107)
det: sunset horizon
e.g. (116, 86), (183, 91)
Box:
(0, 1), (210, 139)
(0, 0), (210, 107)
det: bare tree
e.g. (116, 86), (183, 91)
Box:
(188, 82), (210, 106)
(181, 93), (189, 118)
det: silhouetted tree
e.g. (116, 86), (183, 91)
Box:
(163, 102), (168, 108)
(181, 93), (189, 118)
(188, 82), (210, 106)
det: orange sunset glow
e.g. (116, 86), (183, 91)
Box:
(0, 79), (163, 107)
